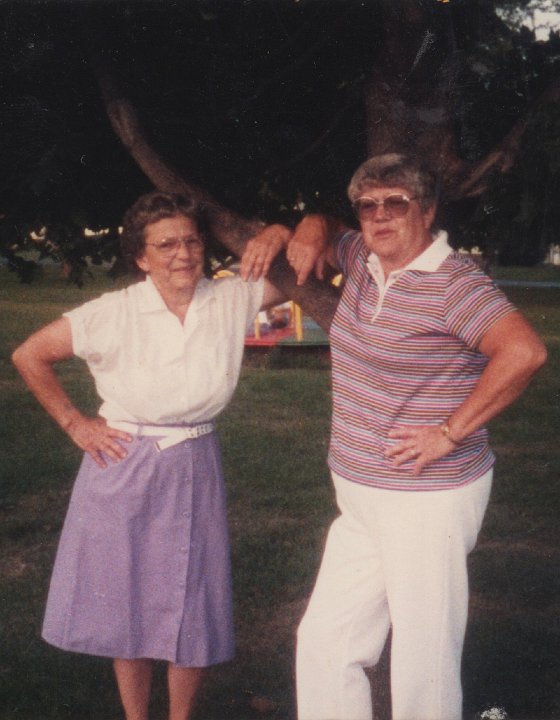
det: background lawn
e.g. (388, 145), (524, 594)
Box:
(0, 264), (559, 720)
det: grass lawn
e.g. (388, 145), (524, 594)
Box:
(0, 264), (559, 720)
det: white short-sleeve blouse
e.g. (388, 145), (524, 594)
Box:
(64, 275), (264, 425)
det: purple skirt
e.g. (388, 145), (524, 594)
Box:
(42, 432), (235, 667)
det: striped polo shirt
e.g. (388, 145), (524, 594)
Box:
(328, 229), (515, 491)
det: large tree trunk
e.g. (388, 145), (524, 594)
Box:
(364, 4), (459, 169)
(364, 2), (560, 199)
(90, 55), (340, 333)
(88, 0), (559, 332)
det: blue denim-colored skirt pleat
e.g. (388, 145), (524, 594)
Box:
(42, 432), (235, 667)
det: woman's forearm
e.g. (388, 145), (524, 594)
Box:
(12, 319), (83, 431)
(386, 311), (547, 476)
(12, 317), (132, 466)
(15, 356), (83, 430)
(445, 312), (547, 443)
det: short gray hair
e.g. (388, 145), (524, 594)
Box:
(347, 153), (438, 211)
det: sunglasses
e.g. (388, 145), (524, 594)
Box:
(352, 194), (417, 220)
(145, 236), (204, 257)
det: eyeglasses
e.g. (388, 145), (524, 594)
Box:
(144, 237), (204, 256)
(352, 194), (417, 220)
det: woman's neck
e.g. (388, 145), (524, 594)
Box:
(151, 279), (197, 323)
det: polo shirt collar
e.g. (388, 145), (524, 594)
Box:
(367, 230), (451, 279)
(137, 275), (215, 313)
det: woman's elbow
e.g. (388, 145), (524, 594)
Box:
(11, 338), (39, 376)
(518, 336), (547, 377)
(531, 339), (548, 372)
(11, 343), (27, 373)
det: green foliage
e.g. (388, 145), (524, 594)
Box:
(452, 102), (560, 264)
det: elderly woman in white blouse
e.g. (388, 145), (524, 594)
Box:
(12, 192), (287, 720)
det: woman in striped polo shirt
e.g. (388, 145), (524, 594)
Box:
(242, 153), (547, 720)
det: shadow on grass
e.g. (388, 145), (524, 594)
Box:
(462, 532), (560, 720)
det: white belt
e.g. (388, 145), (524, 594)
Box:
(108, 420), (215, 451)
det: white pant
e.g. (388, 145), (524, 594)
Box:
(296, 470), (493, 720)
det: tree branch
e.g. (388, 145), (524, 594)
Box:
(89, 53), (340, 332)
(449, 79), (560, 198)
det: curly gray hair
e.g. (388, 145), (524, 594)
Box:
(347, 153), (438, 212)
(120, 191), (211, 276)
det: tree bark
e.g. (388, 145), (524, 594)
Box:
(451, 77), (560, 199)
(88, 0), (559, 332)
(365, 3), (457, 163)
(364, 2), (560, 201)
